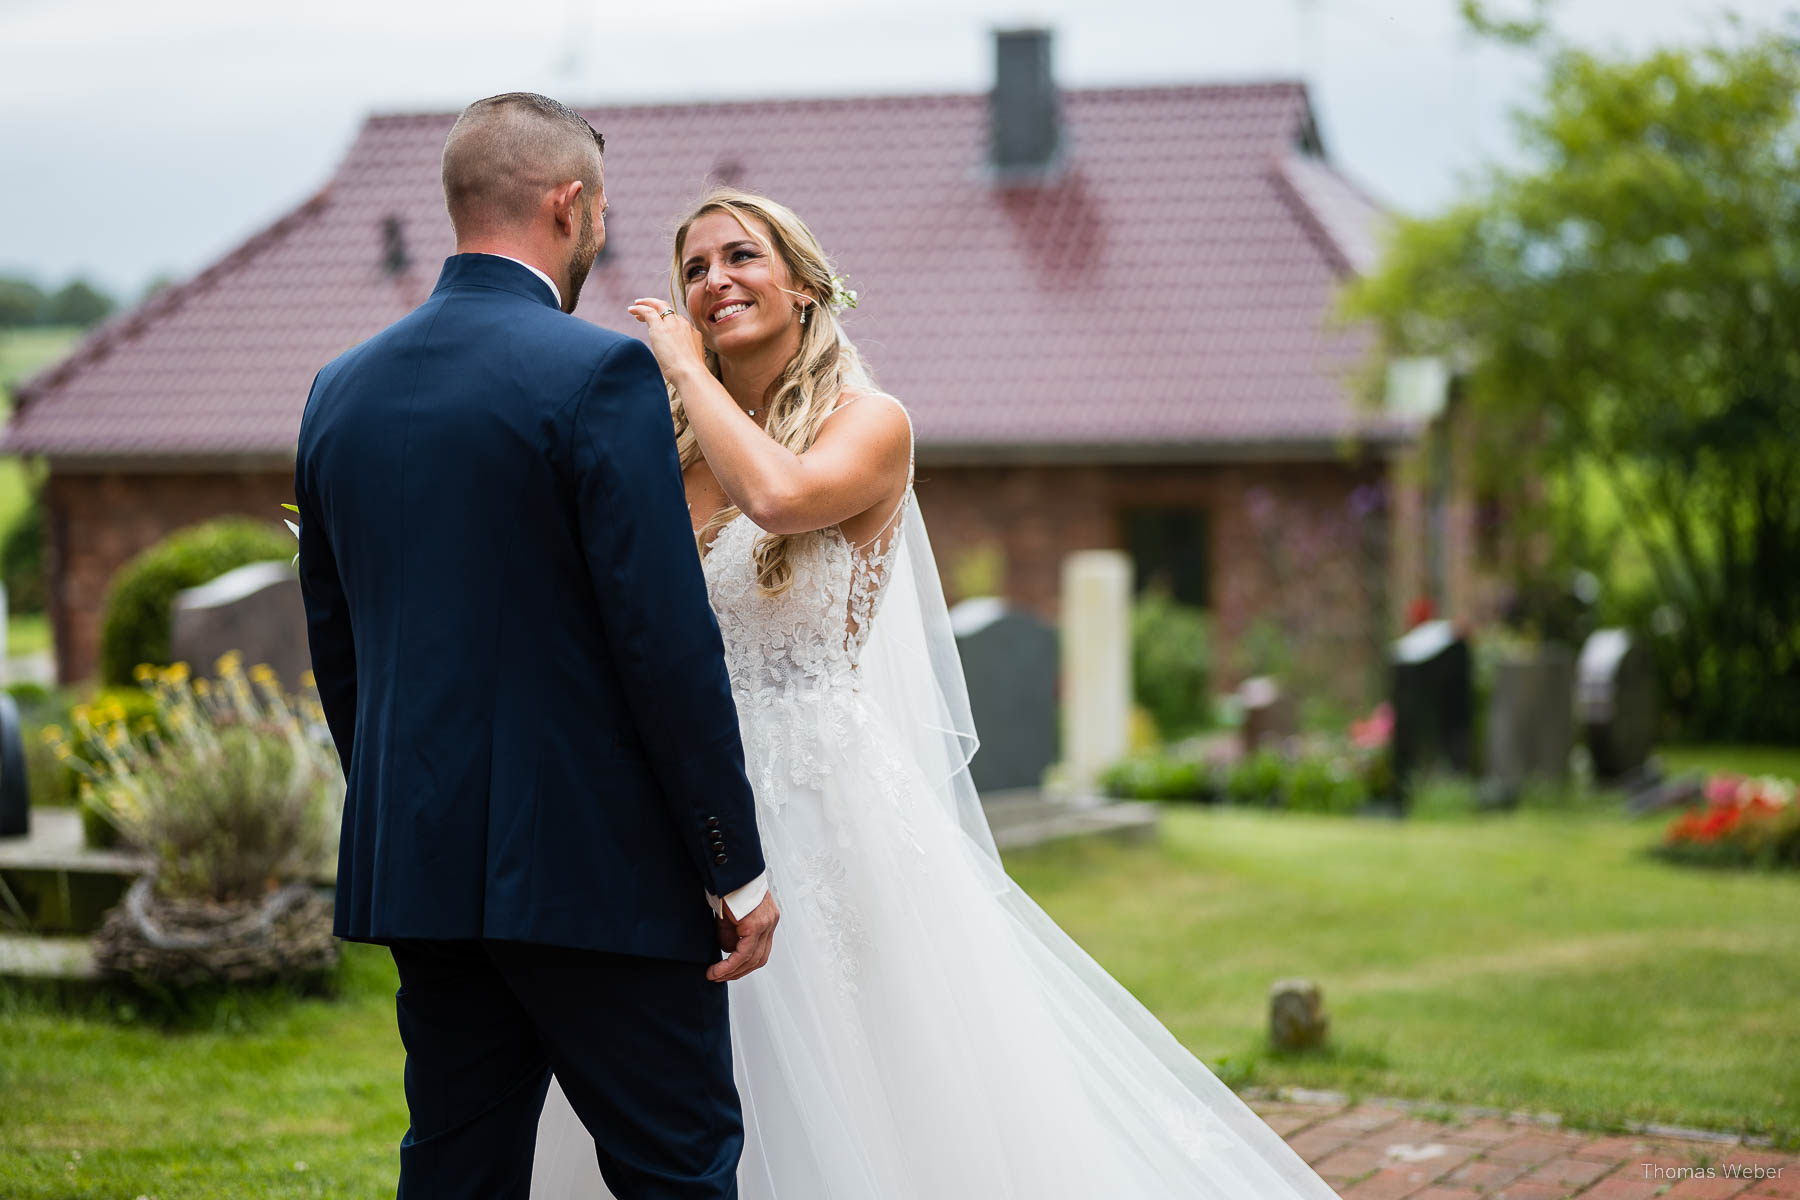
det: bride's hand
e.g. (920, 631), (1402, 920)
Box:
(627, 297), (706, 381)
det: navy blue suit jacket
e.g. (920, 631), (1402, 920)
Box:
(294, 254), (765, 964)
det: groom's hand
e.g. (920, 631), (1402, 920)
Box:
(708, 892), (779, 983)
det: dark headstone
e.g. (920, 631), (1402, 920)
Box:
(1268, 978), (1329, 1051)
(1485, 642), (1575, 797)
(1238, 675), (1295, 757)
(1391, 619), (1473, 802)
(951, 599), (1058, 794)
(0, 693), (27, 838)
(170, 561), (311, 690)
(1578, 629), (1656, 781)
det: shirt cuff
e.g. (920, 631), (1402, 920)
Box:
(707, 870), (769, 922)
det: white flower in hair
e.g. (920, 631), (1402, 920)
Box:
(829, 274), (859, 313)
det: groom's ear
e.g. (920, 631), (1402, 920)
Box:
(550, 179), (585, 237)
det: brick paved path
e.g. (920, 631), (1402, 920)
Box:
(1245, 1091), (1798, 1199)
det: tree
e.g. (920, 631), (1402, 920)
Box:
(45, 278), (114, 327)
(1343, 17), (1800, 741)
(0, 277), (45, 327)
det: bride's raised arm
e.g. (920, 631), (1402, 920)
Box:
(628, 294), (910, 537)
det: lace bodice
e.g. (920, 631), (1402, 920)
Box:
(699, 490), (911, 709)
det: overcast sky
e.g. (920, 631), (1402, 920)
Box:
(0, 0), (1784, 300)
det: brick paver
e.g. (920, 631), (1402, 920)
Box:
(1245, 1090), (1797, 1200)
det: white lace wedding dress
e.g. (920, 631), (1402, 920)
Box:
(532, 423), (1343, 1199)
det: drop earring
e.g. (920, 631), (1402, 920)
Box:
(799, 304), (810, 326)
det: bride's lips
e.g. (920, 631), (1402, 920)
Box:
(708, 299), (754, 325)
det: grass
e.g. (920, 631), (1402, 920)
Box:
(1657, 744), (1800, 782)
(8, 611), (50, 657)
(1005, 806), (1800, 1147)
(0, 803), (1794, 1196)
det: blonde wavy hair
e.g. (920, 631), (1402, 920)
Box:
(668, 187), (887, 595)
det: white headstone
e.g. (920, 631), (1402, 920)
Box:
(1060, 550), (1132, 790)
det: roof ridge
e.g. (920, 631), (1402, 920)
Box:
(360, 78), (1312, 124)
(1266, 153), (1379, 280)
(10, 188), (334, 416)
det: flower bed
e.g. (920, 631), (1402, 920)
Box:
(1656, 773), (1800, 870)
(43, 654), (344, 985)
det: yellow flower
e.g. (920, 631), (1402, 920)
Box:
(134, 718), (157, 735)
(132, 664), (155, 683)
(300, 671), (317, 689)
(193, 680), (212, 697)
(215, 651), (242, 676)
(250, 664), (277, 686)
(70, 704), (91, 725)
(168, 662), (191, 683)
(40, 725), (64, 744)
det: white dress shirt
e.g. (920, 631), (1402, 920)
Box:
(478, 253), (771, 925)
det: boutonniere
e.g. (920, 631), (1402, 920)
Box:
(281, 503), (299, 566)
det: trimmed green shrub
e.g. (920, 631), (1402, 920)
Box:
(1100, 753), (1215, 802)
(1132, 589), (1213, 739)
(1286, 754), (1369, 815)
(1226, 748), (1286, 807)
(97, 518), (293, 686)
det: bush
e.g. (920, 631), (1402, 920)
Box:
(1655, 774), (1800, 871)
(1, 493), (45, 615)
(1226, 748), (1286, 807)
(97, 518), (294, 686)
(1100, 753), (1215, 802)
(46, 656), (342, 900)
(1286, 753), (1369, 815)
(1132, 589), (1213, 739)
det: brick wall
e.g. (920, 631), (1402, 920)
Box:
(44, 470), (295, 684)
(915, 457), (1396, 714)
(43, 458), (1412, 717)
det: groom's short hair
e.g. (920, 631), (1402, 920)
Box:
(442, 93), (605, 238)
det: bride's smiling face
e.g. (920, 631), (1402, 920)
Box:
(680, 211), (805, 358)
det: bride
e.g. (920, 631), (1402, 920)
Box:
(531, 187), (1343, 1200)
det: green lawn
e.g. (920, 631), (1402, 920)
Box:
(8, 611), (50, 657)
(1657, 744), (1800, 781)
(1006, 806), (1800, 1146)
(1, 804), (1795, 1197)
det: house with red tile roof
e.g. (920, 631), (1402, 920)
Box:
(4, 31), (1485, 704)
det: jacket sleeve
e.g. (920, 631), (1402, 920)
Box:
(567, 336), (766, 898)
(294, 444), (358, 775)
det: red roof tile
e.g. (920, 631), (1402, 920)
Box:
(3, 82), (1415, 460)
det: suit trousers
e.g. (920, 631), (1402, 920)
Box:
(387, 938), (742, 1200)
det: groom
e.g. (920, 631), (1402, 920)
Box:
(293, 92), (776, 1199)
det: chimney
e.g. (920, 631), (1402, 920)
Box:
(990, 28), (1061, 176)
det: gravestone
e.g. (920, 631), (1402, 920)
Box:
(0, 693), (27, 838)
(1485, 642), (1575, 797)
(170, 561), (310, 690)
(1061, 551), (1132, 790)
(1577, 629), (1655, 782)
(1238, 675), (1295, 756)
(1268, 978), (1329, 1052)
(1390, 619), (1472, 801)
(951, 598), (1058, 794)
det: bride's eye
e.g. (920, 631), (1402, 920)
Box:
(732, 249), (759, 263)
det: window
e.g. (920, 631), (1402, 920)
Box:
(1123, 508), (1210, 608)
